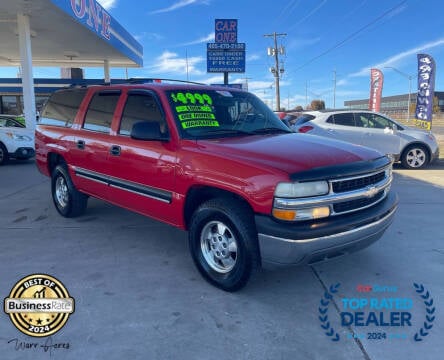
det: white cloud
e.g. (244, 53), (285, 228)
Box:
(180, 33), (214, 46)
(350, 37), (444, 77)
(287, 37), (321, 50)
(134, 32), (164, 42)
(246, 54), (261, 61)
(98, 0), (117, 9)
(147, 51), (205, 76)
(150, 0), (210, 14)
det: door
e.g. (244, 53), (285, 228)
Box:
(355, 112), (401, 156)
(106, 90), (178, 224)
(69, 90), (121, 200)
(321, 113), (362, 145)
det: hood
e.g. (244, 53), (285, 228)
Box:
(196, 133), (383, 174)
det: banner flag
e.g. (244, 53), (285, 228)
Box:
(369, 68), (384, 112)
(415, 53), (435, 130)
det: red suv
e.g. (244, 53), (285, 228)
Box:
(35, 81), (397, 291)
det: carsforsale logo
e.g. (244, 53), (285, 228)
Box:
(318, 283), (436, 342)
(4, 274), (74, 337)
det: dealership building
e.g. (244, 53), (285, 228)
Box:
(344, 92), (444, 116)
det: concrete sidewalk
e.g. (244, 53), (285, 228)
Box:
(0, 160), (442, 359)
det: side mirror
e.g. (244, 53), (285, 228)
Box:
(383, 127), (394, 134)
(130, 121), (168, 141)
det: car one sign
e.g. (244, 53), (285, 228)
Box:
(215, 19), (237, 43)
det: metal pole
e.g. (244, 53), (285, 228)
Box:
(264, 32), (286, 111)
(384, 66), (412, 122)
(407, 76), (412, 122)
(333, 69), (337, 109)
(17, 13), (36, 131)
(273, 33), (280, 111)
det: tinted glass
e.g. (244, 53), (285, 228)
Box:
(119, 93), (165, 136)
(166, 89), (289, 139)
(39, 89), (86, 127)
(333, 113), (356, 126)
(83, 92), (120, 133)
(356, 113), (393, 129)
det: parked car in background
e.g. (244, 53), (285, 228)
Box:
(275, 111), (308, 129)
(0, 115), (35, 165)
(292, 110), (440, 169)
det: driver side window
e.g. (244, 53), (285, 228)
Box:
(119, 93), (166, 136)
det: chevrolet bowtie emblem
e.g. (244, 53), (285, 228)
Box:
(365, 186), (378, 198)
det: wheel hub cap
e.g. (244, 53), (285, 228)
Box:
(201, 221), (238, 273)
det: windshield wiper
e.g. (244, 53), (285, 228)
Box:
(197, 128), (252, 138)
(250, 127), (292, 134)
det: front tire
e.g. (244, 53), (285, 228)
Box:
(189, 197), (259, 292)
(0, 143), (9, 165)
(401, 145), (429, 169)
(51, 165), (88, 217)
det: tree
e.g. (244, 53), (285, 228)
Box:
(433, 95), (440, 114)
(293, 105), (304, 111)
(310, 99), (325, 110)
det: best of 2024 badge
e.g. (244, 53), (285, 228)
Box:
(4, 274), (74, 337)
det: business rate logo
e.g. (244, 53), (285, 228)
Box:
(318, 283), (436, 342)
(4, 274), (74, 337)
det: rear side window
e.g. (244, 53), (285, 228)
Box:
(39, 89), (87, 127)
(332, 113), (356, 126)
(83, 91), (120, 133)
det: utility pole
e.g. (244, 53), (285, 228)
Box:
(264, 32), (286, 111)
(333, 69), (337, 109)
(240, 77), (252, 91)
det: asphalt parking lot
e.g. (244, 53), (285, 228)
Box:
(0, 159), (443, 360)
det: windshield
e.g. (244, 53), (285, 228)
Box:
(166, 89), (290, 139)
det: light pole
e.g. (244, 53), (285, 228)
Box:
(384, 66), (412, 122)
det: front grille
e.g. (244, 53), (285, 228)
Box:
(333, 191), (385, 214)
(332, 171), (385, 193)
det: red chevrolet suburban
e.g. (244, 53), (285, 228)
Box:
(35, 81), (398, 291)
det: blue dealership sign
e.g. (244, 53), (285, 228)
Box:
(207, 43), (246, 73)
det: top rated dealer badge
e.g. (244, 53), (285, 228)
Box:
(4, 274), (74, 337)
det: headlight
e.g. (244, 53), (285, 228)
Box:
(6, 132), (32, 141)
(275, 181), (329, 198)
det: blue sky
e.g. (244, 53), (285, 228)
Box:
(7, 0), (444, 110)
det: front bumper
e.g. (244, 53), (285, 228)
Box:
(256, 191), (398, 268)
(11, 147), (35, 159)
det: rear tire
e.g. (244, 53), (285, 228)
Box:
(51, 165), (88, 217)
(0, 143), (9, 165)
(401, 145), (429, 169)
(189, 197), (259, 292)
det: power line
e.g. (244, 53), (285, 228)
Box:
(291, 0), (407, 73)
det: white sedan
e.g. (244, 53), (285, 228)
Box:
(292, 110), (440, 169)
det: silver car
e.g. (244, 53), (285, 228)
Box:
(292, 110), (440, 169)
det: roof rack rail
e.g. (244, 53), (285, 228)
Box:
(126, 78), (206, 86)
